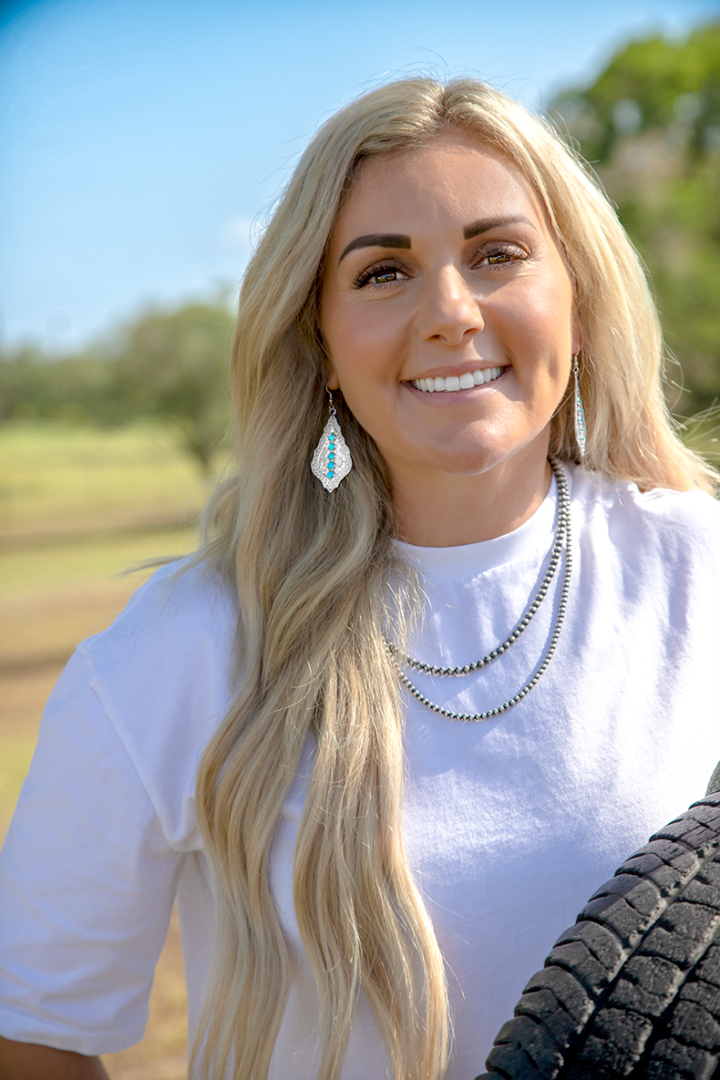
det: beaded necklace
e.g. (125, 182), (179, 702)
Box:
(384, 458), (571, 722)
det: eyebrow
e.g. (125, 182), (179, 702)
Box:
(337, 216), (537, 265)
(463, 215), (535, 239)
(338, 233), (411, 264)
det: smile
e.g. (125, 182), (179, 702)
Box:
(411, 366), (507, 393)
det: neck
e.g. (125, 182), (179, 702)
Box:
(392, 442), (552, 547)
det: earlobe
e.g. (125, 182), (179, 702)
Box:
(316, 322), (339, 390)
(571, 315), (583, 357)
(320, 337), (340, 390)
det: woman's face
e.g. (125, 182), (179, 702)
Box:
(319, 132), (581, 495)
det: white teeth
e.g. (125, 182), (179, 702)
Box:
(412, 366), (505, 392)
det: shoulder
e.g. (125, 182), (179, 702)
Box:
(568, 465), (720, 561)
(72, 559), (238, 842)
(81, 558), (237, 665)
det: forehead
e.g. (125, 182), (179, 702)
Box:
(331, 132), (547, 241)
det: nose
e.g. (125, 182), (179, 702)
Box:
(417, 265), (483, 346)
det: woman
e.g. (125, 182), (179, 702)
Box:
(1, 77), (719, 1080)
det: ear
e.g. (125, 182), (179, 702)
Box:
(326, 367), (340, 391)
(571, 312), (583, 357)
(316, 323), (340, 390)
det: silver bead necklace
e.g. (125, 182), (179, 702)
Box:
(385, 458), (571, 722)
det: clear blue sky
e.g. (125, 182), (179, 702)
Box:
(1, 0), (719, 351)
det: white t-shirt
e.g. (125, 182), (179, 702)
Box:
(2, 464), (720, 1078)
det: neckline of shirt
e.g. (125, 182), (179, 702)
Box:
(395, 463), (571, 579)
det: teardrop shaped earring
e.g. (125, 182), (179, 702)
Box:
(311, 387), (353, 491)
(573, 354), (587, 459)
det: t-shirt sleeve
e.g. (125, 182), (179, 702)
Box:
(0, 650), (184, 1055)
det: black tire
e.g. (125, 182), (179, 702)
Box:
(475, 792), (720, 1080)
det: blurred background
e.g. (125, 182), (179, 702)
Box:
(1, 1), (719, 1076)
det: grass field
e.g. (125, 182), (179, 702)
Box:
(1, 421), (212, 538)
(0, 421), (220, 1079)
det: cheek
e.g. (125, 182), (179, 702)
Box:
(319, 299), (344, 387)
(322, 307), (404, 388)
(509, 278), (575, 357)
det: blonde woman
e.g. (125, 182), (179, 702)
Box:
(1, 77), (720, 1080)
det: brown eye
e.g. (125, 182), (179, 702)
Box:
(474, 243), (528, 269)
(354, 260), (409, 288)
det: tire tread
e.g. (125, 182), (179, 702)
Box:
(476, 794), (720, 1079)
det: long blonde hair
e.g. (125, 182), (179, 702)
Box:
(191, 77), (716, 1080)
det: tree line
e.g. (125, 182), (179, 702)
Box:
(0, 302), (235, 472)
(2, 21), (719, 471)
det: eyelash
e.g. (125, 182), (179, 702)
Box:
(354, 260), (407, 289)
(353, 243), (528, 289)
(473, 243), (528, 267)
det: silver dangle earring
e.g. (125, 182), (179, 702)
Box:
(573, 354), (587, 459)
(311, 387), (353, 491)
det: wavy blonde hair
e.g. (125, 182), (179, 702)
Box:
(190, 77), (717, 1080)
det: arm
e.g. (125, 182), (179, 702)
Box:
(0, 1036), (109, 1079)
(0, 660), (183, 1063)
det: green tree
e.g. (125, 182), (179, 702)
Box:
(552, 23), (720, 164)
(0, 346), (116, 424)
(109, 301), (234, 472)
(551, 22), (720, 417)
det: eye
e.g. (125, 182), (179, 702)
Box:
(354, 260), (409, 289)
(473, 242), (528, 268)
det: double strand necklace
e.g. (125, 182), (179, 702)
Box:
(385, 458), (571, 722)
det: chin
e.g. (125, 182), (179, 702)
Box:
(450, 438), (549, 475)
(431, 447), (508, 476)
